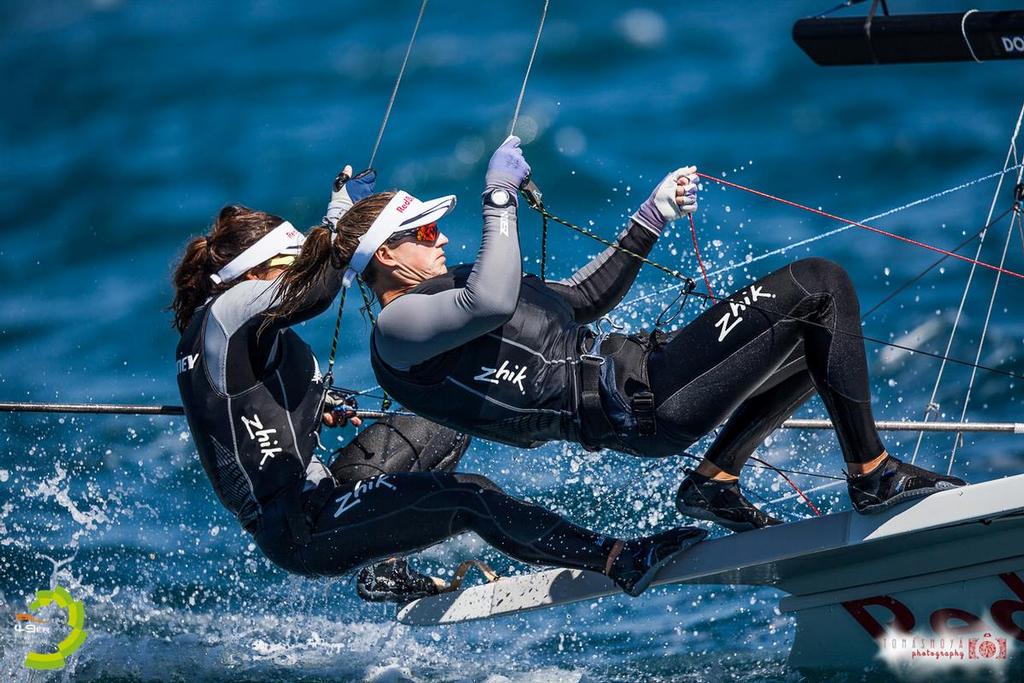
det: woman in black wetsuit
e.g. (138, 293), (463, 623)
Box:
(271, 136), (965, 533)
(170, 167), (706, 601)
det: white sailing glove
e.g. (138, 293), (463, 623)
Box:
(632, 166), (699, 235)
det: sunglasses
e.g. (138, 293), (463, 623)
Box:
(385, 222), (439, 245)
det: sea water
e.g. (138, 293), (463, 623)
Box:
(1, 1), (1022, 681)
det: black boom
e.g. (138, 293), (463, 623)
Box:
(794, 10), (1024, 65)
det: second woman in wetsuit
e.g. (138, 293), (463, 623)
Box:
(271, 136), (965, 533)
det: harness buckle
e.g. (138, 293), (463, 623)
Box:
(631, 391), (657, 436)
(576, 353), (614, 451)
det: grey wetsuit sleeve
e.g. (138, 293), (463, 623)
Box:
(545, 219), (660, 324)
(204, 264), (344, 394)
(375, 200), (522, 370)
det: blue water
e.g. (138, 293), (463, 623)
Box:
(2, 0), (1023, 680)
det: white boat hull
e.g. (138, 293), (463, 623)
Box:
(397, 473), (1024, 669)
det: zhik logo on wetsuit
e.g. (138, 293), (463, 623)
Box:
(474, 360), (528, 394)
(240, 413), (282, 469)
(714, 284), (776, 342)
(176, 353), (199, 374)
(334, 475), (396, 518)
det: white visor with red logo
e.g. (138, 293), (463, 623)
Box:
(210, 221), (305, 285)
(343, 190), (457, 287)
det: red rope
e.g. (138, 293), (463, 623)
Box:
(688, 214), (717, 302)
(775, 468), (822, 517)
(751, 456), (822, 517)
(697, 172), (1024, 281)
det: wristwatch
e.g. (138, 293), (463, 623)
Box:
(484, 188), (512, 207)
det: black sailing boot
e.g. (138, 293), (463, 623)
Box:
(675, 470), (783, 533)
(356, 558), (443, 604)
(847, 455), (966, 514)
(607, 527), (707, 597)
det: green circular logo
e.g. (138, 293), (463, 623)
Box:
(21, 585), (88, 671)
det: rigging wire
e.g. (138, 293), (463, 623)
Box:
(355, 277), (391, 410)
(688, 214), (717, 302)
(946, 123), (1024, 473)
(752, 456), (823, 515)
(509, 0), (550, 137)
(525, 200), (1024, 383)
(367, 0), (429, 169)
(535, 204), (696, 288)
(618, 163), (1024, 313)
(911, 98), (1024, 465)
(948, 189), (1024, 474)
(767, 478), (845, 506)
(696, 172), (1024, 282)
(524, 154), (1024, 513)
(861, 208), (1012, 319)
(314, 1), (430, 434)
(316, 286), (348, 426)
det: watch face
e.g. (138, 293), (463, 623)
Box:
(489, 189), (510, 206)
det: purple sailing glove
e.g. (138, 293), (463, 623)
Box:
(632, 166), (699, 235)
(485, 135), (531, 199)
(324, 166), (377, 230)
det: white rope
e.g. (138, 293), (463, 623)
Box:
(616, 163), (1024, 313)
(961, 9), (983, 64)
(911, 99), (1024, 464)
(509, 0), (550, 137)
(367, 0), (429, 169)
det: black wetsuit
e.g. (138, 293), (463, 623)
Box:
(176, 268), (619, 578)
(605, 257), (883, 472)
(372, 192), (883, 475)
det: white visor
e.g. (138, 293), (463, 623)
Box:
(210, 221), (305, 285)
(342, 190), (457, 287)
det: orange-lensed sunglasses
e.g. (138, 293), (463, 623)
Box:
(386, 222), (439, 245)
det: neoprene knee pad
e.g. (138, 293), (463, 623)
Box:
(792, 257), (856, 298)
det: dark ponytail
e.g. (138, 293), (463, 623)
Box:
(269, 191), (397, 324)
(169, 204), (285, 332)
